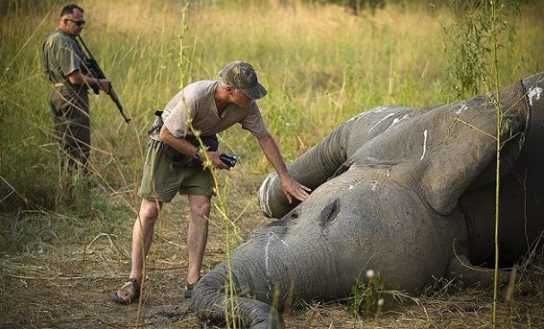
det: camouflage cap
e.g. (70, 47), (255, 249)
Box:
(219, 61), (267, 100)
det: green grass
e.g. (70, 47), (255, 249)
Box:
(1, 1), (542, 212)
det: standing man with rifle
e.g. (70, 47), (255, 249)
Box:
(42, 4), (126, 178)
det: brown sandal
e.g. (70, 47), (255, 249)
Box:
(184, 276), (201, 299)
(112, 278), (140, 305)
(184, 282), (196, 299)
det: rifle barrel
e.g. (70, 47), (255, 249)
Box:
(77, 36), (130, 124)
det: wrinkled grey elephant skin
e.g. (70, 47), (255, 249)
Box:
(192, 73), (544, 329)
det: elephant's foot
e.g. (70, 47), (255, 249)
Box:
(447, 254), (511, 288)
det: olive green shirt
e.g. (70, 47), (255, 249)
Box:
(42, 29), (86, 84)
(151, 80), (269, 141)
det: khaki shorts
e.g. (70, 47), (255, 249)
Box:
(138, 140), (215, 202)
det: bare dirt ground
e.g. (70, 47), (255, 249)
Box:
(1, 173), (543, 329)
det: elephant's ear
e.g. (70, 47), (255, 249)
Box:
(346, 82), (528, 215)
(418, 83), (528, 215)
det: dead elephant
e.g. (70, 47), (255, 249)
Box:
(191, 72), (544, 329)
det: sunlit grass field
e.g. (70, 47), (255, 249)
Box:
(1, 0), (543, 328)
(2, 0), (542, 210)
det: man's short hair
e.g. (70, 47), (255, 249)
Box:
(60, 4), (84, 17)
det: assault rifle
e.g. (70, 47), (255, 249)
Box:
(76, 36), (131, 123)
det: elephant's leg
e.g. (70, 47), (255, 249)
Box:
(259, 123), (349, 218)
(259, 106), (414, 219)
(447, 254), (510, 287)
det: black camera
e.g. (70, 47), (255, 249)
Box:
(191, 152), (237, 168)
(220, 153), (238, 168)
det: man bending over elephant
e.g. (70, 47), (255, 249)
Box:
(112, 61), (311, 304)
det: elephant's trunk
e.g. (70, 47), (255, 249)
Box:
(191, 264), (282, 329)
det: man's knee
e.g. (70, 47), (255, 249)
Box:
(139, 199), (161, 222)
(190, 197), (211, 219)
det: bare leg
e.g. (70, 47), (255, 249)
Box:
(186, 194), (211, 285)
(130, 198), (162, 282)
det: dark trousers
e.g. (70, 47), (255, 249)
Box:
(49, 86), (90, 173)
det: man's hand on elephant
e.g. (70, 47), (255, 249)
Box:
(280, 175), (311, 203)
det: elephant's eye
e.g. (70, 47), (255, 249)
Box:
(319, 199), (340, 227)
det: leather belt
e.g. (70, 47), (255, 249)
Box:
(53, 82), (88, 91)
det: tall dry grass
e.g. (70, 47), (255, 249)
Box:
(1, 1), (542, 211)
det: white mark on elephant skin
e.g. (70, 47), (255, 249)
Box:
(420, 130), (428, 160)
(370, 181), (378, 191)
(264, 232), (289, 279)
(369, 113), (396, 132)
(348, 185), (354, 190)
(389, 114), (410, 128)
(365, 156), (381, 163)
(259, 174), (274, 217)
(528, 87), (543, 106)
(455, 104), (469, 115)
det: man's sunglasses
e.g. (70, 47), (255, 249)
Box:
(66, 18), (86, 27)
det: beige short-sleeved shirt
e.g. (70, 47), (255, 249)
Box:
(151, 80), (269, 141)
